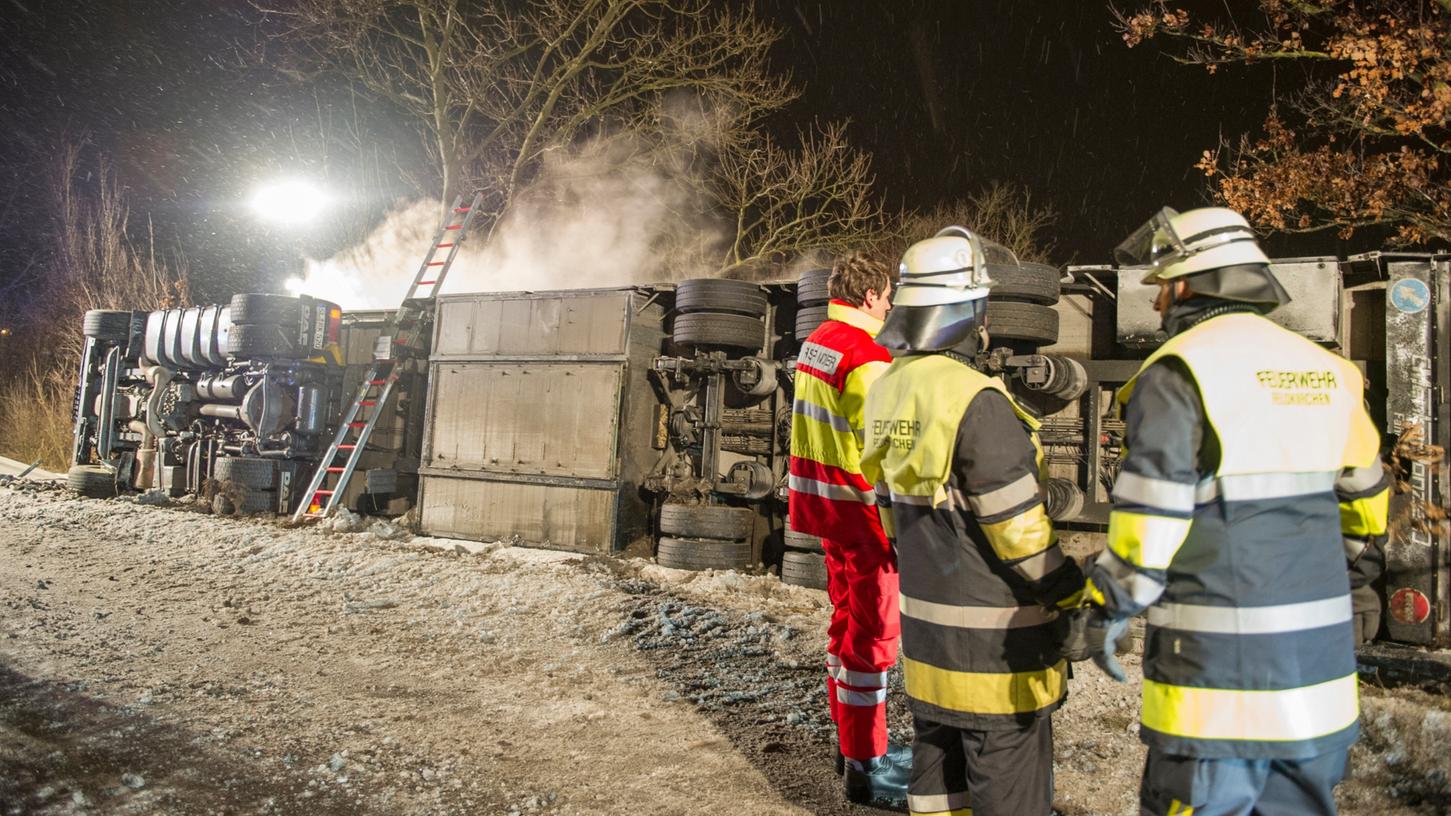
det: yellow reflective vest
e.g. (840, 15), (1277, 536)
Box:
(1100, 311), (1387, 759)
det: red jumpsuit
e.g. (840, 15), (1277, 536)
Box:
(789, 299), (897, 763)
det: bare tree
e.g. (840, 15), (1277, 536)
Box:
(711, 121), (888, 277)
(878, 182), (1061, 267)
(259, 0), (795, 235)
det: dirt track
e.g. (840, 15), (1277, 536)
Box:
(0, 482), (1448, 815)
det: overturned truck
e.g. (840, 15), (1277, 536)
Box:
(69, 251), (1451, 648)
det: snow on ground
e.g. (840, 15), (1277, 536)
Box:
(0, 483), (1447, 815)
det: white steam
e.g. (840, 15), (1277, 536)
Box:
(297, 106), (734, 310)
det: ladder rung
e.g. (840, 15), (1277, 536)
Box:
(358, 400), (377, 406)
(326, 467), (345, 473)
(313, 489), (335, 496)
(444, 224), (463, 230)
(338, 444), (357, 450)
(416, 280), (436, 285)
(349, 421), (367, 428)
(436, 242), (455, 248)
(426, 261), (446, 266)
(368, 379), (387, 385)
(453, 206), (471, 213)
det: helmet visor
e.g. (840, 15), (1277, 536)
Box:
(1114, 207), (1183, 267)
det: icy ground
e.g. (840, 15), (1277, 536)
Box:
(0, 483), (1447, 815)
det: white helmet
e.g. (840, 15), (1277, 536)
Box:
(893, 225), (995, 306)
(1116, 207), (1271, 285)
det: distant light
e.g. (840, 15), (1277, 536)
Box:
(0, 328), (10, 337)
(283, 276), (305, 294)
(250, 178), (329, 225)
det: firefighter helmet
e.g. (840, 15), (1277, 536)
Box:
(876, 226), (994, 353)
(1116, 207), (1271, 285)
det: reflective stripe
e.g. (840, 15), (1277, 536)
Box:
(789, 474), (875, 504)
(1341, 488), (1390, 537)
(828, 664), (889, 688)
(1194, 471), (1337, 503)
(900, 594), (1059, 629)
(875, 483), (892, 506)
(1011, 546), (1067, 581)
(891, 491), (939, 507)
(908, 791), (971, 814)
(1094, 549), (1168, 608)
(904, 656), (1066, 715)
(1336, 463), (1387, 494)
(794, 398), (854, 433)
(1344, 536), (1369, 562)
(1112, 470), (1196, 513)
(980, 503), (1054, 561)
(968, 472), (1040, 518)
(1167, 802), (1194, 816)
(1146, 594), (1352, 635)
(1142, 673), (1359, 742)
(1107, 510), (1191, 569)
(826, 652), (841, 667)
(836, 686), (887, 706)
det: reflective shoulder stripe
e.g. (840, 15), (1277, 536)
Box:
(1336, 463), (1387, 495)
(793, 398), (854, 433)
(836, 686), (887, 707)
(1011, 546), (1067, 581)
(789, 474), (874, 504)
(908, 791), (971, 815)
(1196, 471), (1338, 503)
(1108, 509), (1191, 569)
(968, 472), (1041, 518)
(1141, 673), (1359, 743)
(900, 594), (1059, 629)
(1146, 594), (1352, 635)
(1112, 470), (1196, 514)
(903, 656), (1066, 716)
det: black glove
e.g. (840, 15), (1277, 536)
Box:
(1060, 607), (1094, 663)
(1083, 609), (1129, 683)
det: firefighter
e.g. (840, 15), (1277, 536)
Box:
(788, 251), (909, 806)
(860, 226), (1086, 816)
(1082, 206), (1391, 815)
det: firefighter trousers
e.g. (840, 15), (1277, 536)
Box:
(907, 714), (1054, 816)
(822, 535), (900, 763)
(1139, 747), (1350, 815)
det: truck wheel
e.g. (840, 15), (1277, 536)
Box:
(83, 310), (132, 342)
(795, 304), (829, 338)
(672, 312), (764, 351)
(229, 294), (302, 326)
(225, 323), (298, 359)
(214, 456), (278, 490)
(784, 526), (824, 552)
(796, 268), (831, 307)
(656, 537), (753, 572)
(67, 465), (117, 498)
(986, 301), (1059, 345)
(235, 488), (280, 515)
(781, 551), (828, 589)
(985, 262), (1061, 305)
(659, 504), (753, 539)
(674, 279), (768, 318)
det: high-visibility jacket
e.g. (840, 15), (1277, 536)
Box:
(1094, 311), (1389, 759)
(861, 353), (1085, 730)
(789, 300), (893, 546)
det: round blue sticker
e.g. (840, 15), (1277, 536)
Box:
(1390, 277), (1431, 314)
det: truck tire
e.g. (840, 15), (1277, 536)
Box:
(225, 323), (297, 359)
(672, 312), (764, 351)
(986, 301), (1059, 345)
(795, 304), (829, 338)
(214, 488), (279, 516)
(83, 310), (132, 342)
(67, 465), (117, 499)
(229, 294), (301, 326)
(656, 536), (753, 572)
(985, 262), (1061, 305)
(796, 269), (831, 306)
(659, 504), (753, 539)
(784, 527), (824, 553)
(214, 456), (277, 490)
(781, 551), (828, 589)
(674, 279), (768, 318)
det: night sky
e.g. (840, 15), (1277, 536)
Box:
(0, 0), (1325, 309)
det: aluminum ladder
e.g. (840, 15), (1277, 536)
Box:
(291, 192), (483, 522)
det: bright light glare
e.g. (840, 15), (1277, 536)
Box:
(283, 276), (305, 294)
(250, 179), (329, 224)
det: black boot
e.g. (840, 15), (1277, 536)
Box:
(843, 754), (910, 809)
(838, 741), (911, 776)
